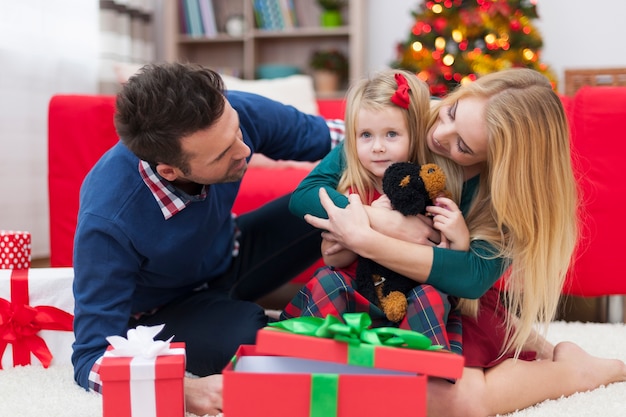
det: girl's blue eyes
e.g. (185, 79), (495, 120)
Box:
(360, 131), (399, 138)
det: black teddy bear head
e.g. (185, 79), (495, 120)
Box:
(382, 162), (449, 216)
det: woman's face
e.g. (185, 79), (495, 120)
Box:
(427, 96), (489, 178)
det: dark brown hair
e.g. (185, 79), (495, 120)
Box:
(115, 62), (226, 173)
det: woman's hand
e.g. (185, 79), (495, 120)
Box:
(367, 192), (441, 245)
(304, 189), (373, 254)
(307, 188), (435, 282)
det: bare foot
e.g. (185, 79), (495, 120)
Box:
(553, 341), (626, 391)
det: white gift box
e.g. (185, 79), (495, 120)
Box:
(0, 267), (75, 368)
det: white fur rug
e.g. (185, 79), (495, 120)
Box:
(0, 321), (624, 417)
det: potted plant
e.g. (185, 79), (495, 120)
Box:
(309, 49), (349, 94)
(317, 0), (346, 27)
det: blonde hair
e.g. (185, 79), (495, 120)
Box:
(426, 68), (579, 357)
(338, 69), (431, 201)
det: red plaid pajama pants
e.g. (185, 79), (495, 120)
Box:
(280, 265), (463, 354)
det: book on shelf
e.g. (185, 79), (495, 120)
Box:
(279, 0), (298, 29)
(181, 0), (220, 38)
(253, 0), (298, 31)
(198, 0), (218, 37)
(182, 0), (204, 37)
(177, 0), (188, 34)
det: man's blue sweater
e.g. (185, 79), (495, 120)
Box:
(72, 91), (332, 389)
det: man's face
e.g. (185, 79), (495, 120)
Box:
(169, 100), (251, 186)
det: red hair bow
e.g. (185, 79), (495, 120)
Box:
(391, 73), (410, 109)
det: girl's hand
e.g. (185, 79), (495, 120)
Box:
(426, 197), (470, 251)
(321, 235), (358, 268)
(437, 232), (450, 249)
(371, 194), (392, 210)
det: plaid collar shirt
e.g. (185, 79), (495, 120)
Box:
(138, 160), (208, 220)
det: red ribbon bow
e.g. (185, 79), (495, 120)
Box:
(391, 73), (411, 109)
(0, 269), (74, 368)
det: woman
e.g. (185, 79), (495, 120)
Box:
(290, 68), (626, 416)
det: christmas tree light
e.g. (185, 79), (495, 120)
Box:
(392, 0), (556, 97)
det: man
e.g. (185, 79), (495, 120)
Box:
(71, 62), (342, 415)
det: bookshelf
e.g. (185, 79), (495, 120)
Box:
(161, 0), (365, 89)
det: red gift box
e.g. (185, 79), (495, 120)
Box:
(0, 230), (31, 270)
(223, 318), (464, 417)
(100, 342), (186, 417)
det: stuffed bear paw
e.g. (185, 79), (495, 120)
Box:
(380, 290), (408, 323)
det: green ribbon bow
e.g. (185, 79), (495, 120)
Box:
(269, 313), (441, 417)
(268, 312), (441, 351)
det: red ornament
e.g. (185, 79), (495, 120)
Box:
(434, 17), (447, 33)
(510, 19), (522, 31)
(412, 22), (423, 35)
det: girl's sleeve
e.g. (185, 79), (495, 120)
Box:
(427, 241), (506, 299)
(289, 142), (349, 219)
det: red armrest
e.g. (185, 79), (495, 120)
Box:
(564, 86), (626, 296)
(48, 95), (117, 266)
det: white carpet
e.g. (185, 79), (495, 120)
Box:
(0, 321), (624, 417)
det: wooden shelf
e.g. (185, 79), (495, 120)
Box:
(162, 0), (365, 83)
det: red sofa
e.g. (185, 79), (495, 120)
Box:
(562, 86), (626, 297)
(48, 86), (626, 305)
(47, 95), (345, 294)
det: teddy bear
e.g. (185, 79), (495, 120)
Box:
(355, 162), (451, 323)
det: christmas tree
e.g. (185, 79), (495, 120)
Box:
(392, 0), (556, 97)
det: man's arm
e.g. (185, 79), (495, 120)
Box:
(72, 214), (139, 389)
(229, 91), (335, 163)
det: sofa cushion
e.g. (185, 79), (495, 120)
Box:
(221, 74), (319, 115)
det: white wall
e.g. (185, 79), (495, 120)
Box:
(365, 0), (626, 93)
(0, 1), (99, 258)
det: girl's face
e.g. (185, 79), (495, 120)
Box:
(356, 106), (411, 186)
(427, 96), (489, 179)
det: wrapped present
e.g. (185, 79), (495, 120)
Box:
(100, 325), (186, 417)
(0, 230), (31, 269)
(223, 313), (465, 417)
(0, 267), (74, 369)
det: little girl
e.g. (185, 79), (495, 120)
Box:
(281, 69), (468, 352)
